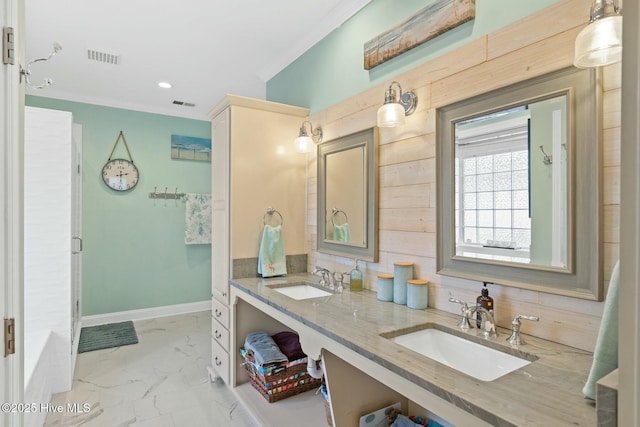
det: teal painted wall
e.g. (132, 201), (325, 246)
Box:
(267, 0), (561, 113)
(26, 96), (212, 316)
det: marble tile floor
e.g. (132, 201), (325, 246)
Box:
(45, 311), (256, 427)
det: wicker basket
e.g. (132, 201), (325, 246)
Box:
(241, 349), (322, 403)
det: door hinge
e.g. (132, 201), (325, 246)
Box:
(3, 27), (15, 65)
(4, 318), (15, 356)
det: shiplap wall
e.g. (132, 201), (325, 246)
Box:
(305, 0), (619, 352)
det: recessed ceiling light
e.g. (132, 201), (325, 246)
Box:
(158, 81), (172, 89)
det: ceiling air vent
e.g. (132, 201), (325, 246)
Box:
(172, 100), (196, 107)
(87, 49), (121, 65)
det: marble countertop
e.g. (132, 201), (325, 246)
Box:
(230, 274), (596, 427)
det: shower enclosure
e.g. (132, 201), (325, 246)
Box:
(23, 106), (82, 427)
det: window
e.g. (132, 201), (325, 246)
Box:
(454, 109), (531, 258)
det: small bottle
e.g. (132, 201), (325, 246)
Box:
(476, 282), (494, 328)
(350, 259), (363, 292)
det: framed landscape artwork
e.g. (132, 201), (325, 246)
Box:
(171, 134), (212, 162)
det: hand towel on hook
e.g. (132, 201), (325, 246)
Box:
(184, 193), (212, 245)
(258, 224), (287, 277)
(332, 223), (351, 242)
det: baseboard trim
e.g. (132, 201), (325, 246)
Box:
(81, 300), (211, 327)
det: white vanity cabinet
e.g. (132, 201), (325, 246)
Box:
(229, 283), (488, 427)
(227, 275), (596, 426)
(208, 95), (309, 383)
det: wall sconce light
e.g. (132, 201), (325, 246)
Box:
(573, 0), (622, 68)
(376, 81), (418, 127)
(294, 121), (323, 153)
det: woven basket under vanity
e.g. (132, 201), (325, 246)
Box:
(240, 349), (322, 403)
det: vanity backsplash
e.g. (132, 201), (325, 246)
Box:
(233, 254), (308, 279)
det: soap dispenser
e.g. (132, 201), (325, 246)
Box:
(476, 282), (494, 328)
(349, 259), (363, 292)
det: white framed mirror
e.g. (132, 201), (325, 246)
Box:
(317, 128), (378, 262)
(436, 67), (603, 300)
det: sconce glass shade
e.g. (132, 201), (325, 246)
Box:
(377, 103), (406, 127)
(294, 135), (314, 153)
(376, 81), (418, 128)
(294, 121), (323, 154)
(574, 13), (622, 68)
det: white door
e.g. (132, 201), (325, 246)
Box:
(1, 0), (24, 425)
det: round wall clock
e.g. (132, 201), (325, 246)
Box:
(102, 158), (139, 191)
(102, 131), (140, 192)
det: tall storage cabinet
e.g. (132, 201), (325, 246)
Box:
(208, 95), (309, 383)
(210, 105), (232, 383)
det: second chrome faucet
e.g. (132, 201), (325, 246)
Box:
(449, 297), (540, 345)
(449, 297), (497, 338)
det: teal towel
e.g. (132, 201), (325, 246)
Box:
(332, 223), (351, 242)
(258, 225), (287, 277)
(583, 260), (619, 400)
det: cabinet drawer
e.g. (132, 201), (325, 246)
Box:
(212, 299), (229, 329)
(212, 323), (230, 352)
(211, 339), (230, 384)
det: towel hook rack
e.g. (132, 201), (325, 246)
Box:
(539, 145), (553, 165)
(148, 186), (186, 200)
(263, 207), (284, 226)
(331, 208), (348, 226)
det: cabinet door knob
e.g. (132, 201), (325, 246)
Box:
(215, 330), (222, 339)
(215, 309), (222, 317)
(215, 356), (222, 366)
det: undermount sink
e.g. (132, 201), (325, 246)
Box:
(266, 281), (334, 300)
(381, 324), (536, 381)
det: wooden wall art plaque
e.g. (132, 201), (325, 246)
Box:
(364, 0), (475, 70)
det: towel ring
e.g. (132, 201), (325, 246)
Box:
(263, 207), (284, 226)
(331, 208), (348, 226)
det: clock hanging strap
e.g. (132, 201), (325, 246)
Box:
(108, 131), (135, 163)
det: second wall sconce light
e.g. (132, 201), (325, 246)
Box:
(294, 121), (323, 153)
(573, 0), (622, 68)
(376, 81), (418, 128)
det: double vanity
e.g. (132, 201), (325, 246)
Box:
(208, 66), (606, 425)
(208, 14), (613, 422)
(227, 273), (595, 427)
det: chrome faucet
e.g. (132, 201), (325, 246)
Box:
(448, 297), (472, 329)
(330, 271), (346, 292)
(312, 266), (345, 291)
(506, 314), (539, 345)
(465, 306), (498, 339)
(312, 266), (331, 287)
